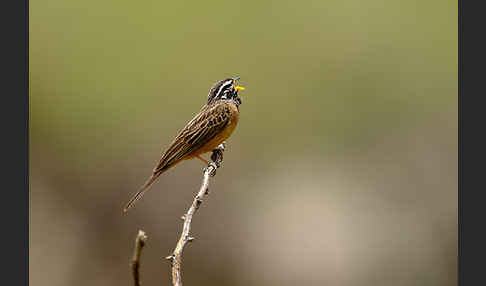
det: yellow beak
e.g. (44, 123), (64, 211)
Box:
(235, 86), (245, 91)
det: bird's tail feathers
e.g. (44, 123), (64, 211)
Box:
(123, 173), (161, 213)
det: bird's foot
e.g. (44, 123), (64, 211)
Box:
(204, 161), (219, 176)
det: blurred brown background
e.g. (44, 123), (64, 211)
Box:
(30, 0), (457, 285)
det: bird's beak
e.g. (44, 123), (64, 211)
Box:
(233, 77), (245, 92)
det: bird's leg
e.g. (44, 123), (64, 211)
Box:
(196, 155), (209, 166)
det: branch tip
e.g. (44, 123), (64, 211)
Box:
(137, 230), (147, 242)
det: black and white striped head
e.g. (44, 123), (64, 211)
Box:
(207, 77), (245, 105)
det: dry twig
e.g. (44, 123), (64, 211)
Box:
(165, 142), (226, 286)
(131, 230), (148, 286)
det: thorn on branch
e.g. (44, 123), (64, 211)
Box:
(165, 255), (174, 261)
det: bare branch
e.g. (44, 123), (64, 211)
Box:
(132, 230), (148, 286)
(166, 142), (226, 286)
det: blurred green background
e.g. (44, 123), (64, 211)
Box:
(30, 0), (457, 285)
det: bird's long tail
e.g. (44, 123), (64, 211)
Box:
(123, 172), (162, 213)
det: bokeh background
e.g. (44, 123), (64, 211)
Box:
(30, 0), (457, 285)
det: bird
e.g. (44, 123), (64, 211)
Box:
(123, 77), (245, 212)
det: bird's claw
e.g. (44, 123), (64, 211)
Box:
(203, 161), (219, 176)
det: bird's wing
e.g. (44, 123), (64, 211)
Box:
(153, 102), (232, 174)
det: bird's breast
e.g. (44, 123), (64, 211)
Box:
(195, 102), (239, 155)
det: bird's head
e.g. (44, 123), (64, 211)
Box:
(207, 77), (245, 105)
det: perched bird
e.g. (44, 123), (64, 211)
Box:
(123, 77), (245, 212)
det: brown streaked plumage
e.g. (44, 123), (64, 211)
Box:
(123, 77), (245, 212)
